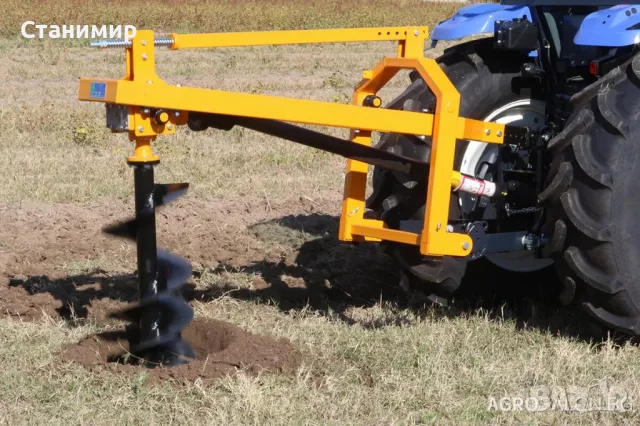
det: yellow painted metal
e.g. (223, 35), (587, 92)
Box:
(346, 172), (471, 246)
(78, 76), (505, 145)
(368, 96), (382, 108)
(451, 171), (462, 189)
(169, 27), (429, 50)
(339, 90), (373, 243)
(414, 58), (472, 256)
(351, 224), (421, 246)
(156, 111), (170, 124)
(130, 30), (159, 84)
(78, 60), (504, 143)
(396, 29), (427, 59)
(459, 117), (504, 144)
(79, 78), (436, 136)
(127, 138), (160, 163)
(127, 31), (180, 141)
(78, 26), (512, 258)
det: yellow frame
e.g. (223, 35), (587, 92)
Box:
(78, 27), (507, 257)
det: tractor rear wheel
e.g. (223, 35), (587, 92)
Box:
(367, 38), (545, 302)
(541, 54), (640, 336)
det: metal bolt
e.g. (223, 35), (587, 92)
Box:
(142, 53), (148, 60)
(174, 111), (180, 117)
(137, 126), (144, 132)
(436, 222), (442, 231)
(141, 40), (147, 46)
(522, 233), (540, 250)
(142, 108), (150, 115)
(496, 130), (503, 137)
(446, 225), (454, 233)
(462, 242), (470, 250)
(147, 80), (152, 85)
(177, 84), (182, 87)
(485, 129), (491, 135)
(167, 124), (174, 130)
(354, 129), (360, 134)
(414, 30), (420, 36)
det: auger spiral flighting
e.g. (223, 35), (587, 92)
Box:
(104, 167), (195, 367)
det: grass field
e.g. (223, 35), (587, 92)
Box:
(1, 1), (639, 424)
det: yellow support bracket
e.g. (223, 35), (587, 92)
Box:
(79, 27), (509, 258)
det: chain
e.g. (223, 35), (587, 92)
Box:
(504, 204), (541, 217)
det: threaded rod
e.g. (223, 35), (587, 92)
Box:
(90, 37), (174, 48)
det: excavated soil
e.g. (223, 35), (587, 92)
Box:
(62, 318), (301, 383)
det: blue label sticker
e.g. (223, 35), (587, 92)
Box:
(89, 82), (107, 99)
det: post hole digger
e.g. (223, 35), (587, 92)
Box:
(79, 2), (640, 365)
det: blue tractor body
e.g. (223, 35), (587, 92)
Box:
(432, 4), (533, 42)
(432, 3), (640, 47)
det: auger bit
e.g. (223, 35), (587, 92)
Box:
(104, 162), (195, 367)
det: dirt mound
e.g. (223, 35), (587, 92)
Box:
(62, 318), (301, 383)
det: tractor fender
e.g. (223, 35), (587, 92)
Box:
(431, 3), (532, 41)
(575, 5), (640, 47)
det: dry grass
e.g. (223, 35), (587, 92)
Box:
(0, 0), (461, 39)
(0, 1), (639, 425)
(2, 299), (640, 424)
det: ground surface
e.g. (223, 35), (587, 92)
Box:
(1, 1), (640, 424)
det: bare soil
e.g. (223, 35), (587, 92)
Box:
(0, 197), (320, 382)
(62, 318), (301, 383)
(0, 195), (396, 383)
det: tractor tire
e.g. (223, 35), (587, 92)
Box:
(540, 54), (640, 336)
(367, 38), (538, 302)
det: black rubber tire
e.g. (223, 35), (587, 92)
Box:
(367, 38), (535, 301)
(540, 53), (640, 336)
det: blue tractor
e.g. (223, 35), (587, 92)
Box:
(369, 2), (640, 335)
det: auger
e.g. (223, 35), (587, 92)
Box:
(80, 2), (640, 356)
(103, 179), (195, 366)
